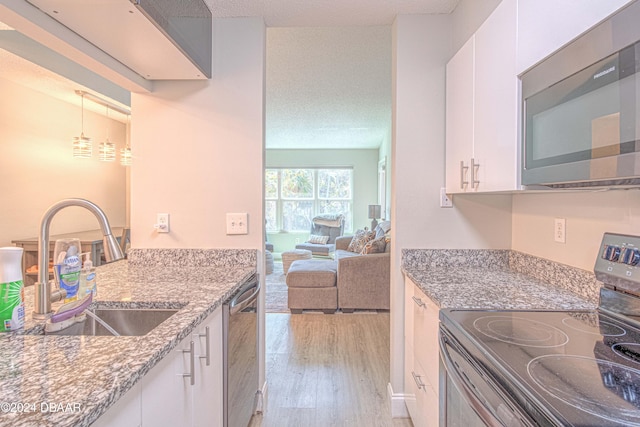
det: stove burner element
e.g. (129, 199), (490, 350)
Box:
(562, 315), (626, 337)
(613, 343), (640, 364)
(473, 316), (569, 348)
(528, 355), (640, 426)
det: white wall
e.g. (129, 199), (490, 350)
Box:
(391, 14), (512, 414)
(450, 0), (501, 55)
(130, 18), (265, 250)
(0, 77), (127, 246)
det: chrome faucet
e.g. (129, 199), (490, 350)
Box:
(33, 198), (124, 320)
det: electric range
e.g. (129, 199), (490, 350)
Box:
(439, 233), (640, 426)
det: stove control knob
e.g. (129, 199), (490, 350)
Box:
(603, 245), (621, 262)
(622, 248), (640, 266)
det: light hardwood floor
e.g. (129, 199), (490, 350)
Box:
(249, 312), (413, 427)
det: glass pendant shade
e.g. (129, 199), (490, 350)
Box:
(99, 139), (116, 162)
(73, 94), (92, 158)
(121, 146), (132, 166)
(73, 133), (92, 158)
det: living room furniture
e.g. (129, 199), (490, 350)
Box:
(368, 204), (381, 230)
(284, 221), (390, 312)
(334, 232), (390, 312)
(294, 214), (344, 257)
(286, 259), (337, 314)
(282, 249), (312, 274)
(265, 250), (274, 274)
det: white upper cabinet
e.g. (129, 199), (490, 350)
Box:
(445, 0), (518, 193)
(473, 0), (519, 192)
(517, 0), (634, 74)
(445, 36), (475, 194)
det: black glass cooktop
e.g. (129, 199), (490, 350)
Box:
(441, 309), (640, 426)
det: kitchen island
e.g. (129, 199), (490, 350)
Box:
(0, 249), (257, 427)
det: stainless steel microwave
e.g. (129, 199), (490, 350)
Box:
(521, 1), (640, 188)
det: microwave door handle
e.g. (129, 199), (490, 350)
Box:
(439, 332), (504, 427)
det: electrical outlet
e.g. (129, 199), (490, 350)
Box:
(554, 218), (566, 243)
(155, 213), (170, 233)
(226, 213), (248, 235)
(440, 187), (453, 208)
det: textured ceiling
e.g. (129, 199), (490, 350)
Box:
(206, 0), (459, 26)
(2, 0), (461, 149)
(266, 26), (391, 149)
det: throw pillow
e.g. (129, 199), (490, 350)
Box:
(384, 235), (391, 253)
(308, 234), (330, 244)
(361, 236), (386, 254)
(347, 229), (374, 253)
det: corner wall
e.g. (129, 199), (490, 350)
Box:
(0, 77), (127, 246)
(391, 14), (512, 415)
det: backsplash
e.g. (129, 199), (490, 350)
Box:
(402, 249), (601, 304)
(128, 248), (257, 268)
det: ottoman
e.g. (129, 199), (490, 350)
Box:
(286, 259), (337, 314)
(282, 249), (312, 274)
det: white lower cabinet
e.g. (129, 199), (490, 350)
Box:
(94, 308), (223, 427)
(142, 308), (223, 427)
(404, 278), (440, 427)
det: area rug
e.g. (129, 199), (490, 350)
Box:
(265, 261), (289, 313)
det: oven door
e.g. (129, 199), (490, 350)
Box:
(439, 327), (535, 427)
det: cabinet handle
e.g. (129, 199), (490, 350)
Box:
(411, 296), (426, 308)
(183, 341), (195, 386)
(196, 326), (211, 366)
(460, 160), (469, 190)
(471, 158), (480, 190)
(411, 371), (427, 391)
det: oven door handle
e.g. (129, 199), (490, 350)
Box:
(439, 331), (506, 427)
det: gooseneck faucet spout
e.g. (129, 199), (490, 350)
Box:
(33, 198), (125, 320)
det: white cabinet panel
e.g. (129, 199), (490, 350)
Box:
(404, 278), (440, 427)
(92, 383), (141, 427)
(473, 0), (519, 192)
(517, 0), (634, 74)
(445, 36), (475, 194)
(445, 0), (519, 194)
(193, 309), (224, 427)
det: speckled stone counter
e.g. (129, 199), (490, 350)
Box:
(0, 249), (257, 427)
(402, 249), (598, 310)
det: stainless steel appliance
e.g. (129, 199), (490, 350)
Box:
(223, 274), (260, 427)
(521, 1), (640, 188)
(440, 233), (640, 426)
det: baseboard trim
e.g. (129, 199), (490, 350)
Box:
(387, 382), (410, 418)
(256, 380), (268, 413)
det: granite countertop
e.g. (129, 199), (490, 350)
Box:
(0, 250), (256, 427)
(402, 249), (599, 311)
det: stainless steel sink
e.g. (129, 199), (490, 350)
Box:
(46, 308), (179, 336)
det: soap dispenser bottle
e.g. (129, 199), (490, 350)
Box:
(78, 253), (97, 298)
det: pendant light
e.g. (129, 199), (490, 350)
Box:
(72, 93), (92, 158)
(120, 114), (132, 166)
(99, 106), (116, 162)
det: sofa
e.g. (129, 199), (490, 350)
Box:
(334, 227), (390, 312)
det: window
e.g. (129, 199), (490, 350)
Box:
(265, 168), (353, 233)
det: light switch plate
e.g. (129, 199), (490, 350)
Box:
(226, 213), (248, 235)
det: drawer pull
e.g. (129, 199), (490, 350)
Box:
(196, 326), (211, 366)
(411, 371), (426, 391)
(411, 296), (426, 308)
(460, 160), (469, 190)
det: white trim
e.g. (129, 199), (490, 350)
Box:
(255, 380), (268, 413)
(387, 382), (410, 419)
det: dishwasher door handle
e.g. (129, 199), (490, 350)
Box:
(230, 279), (260, 314)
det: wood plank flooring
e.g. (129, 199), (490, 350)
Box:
(249, 313), (413, 427)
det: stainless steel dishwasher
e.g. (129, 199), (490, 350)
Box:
(223, 274), (260, 427)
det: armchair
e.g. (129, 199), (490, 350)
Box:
(295, 214), (345, 256)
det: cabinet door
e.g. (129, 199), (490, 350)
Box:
(445, 36), (475, 194)
(473, 0), (519, 192)
(193, 309), (223, 427)
(517, 0), (634, 74)
(404, 278), (440, 427)
(141, 334), (194, 427)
